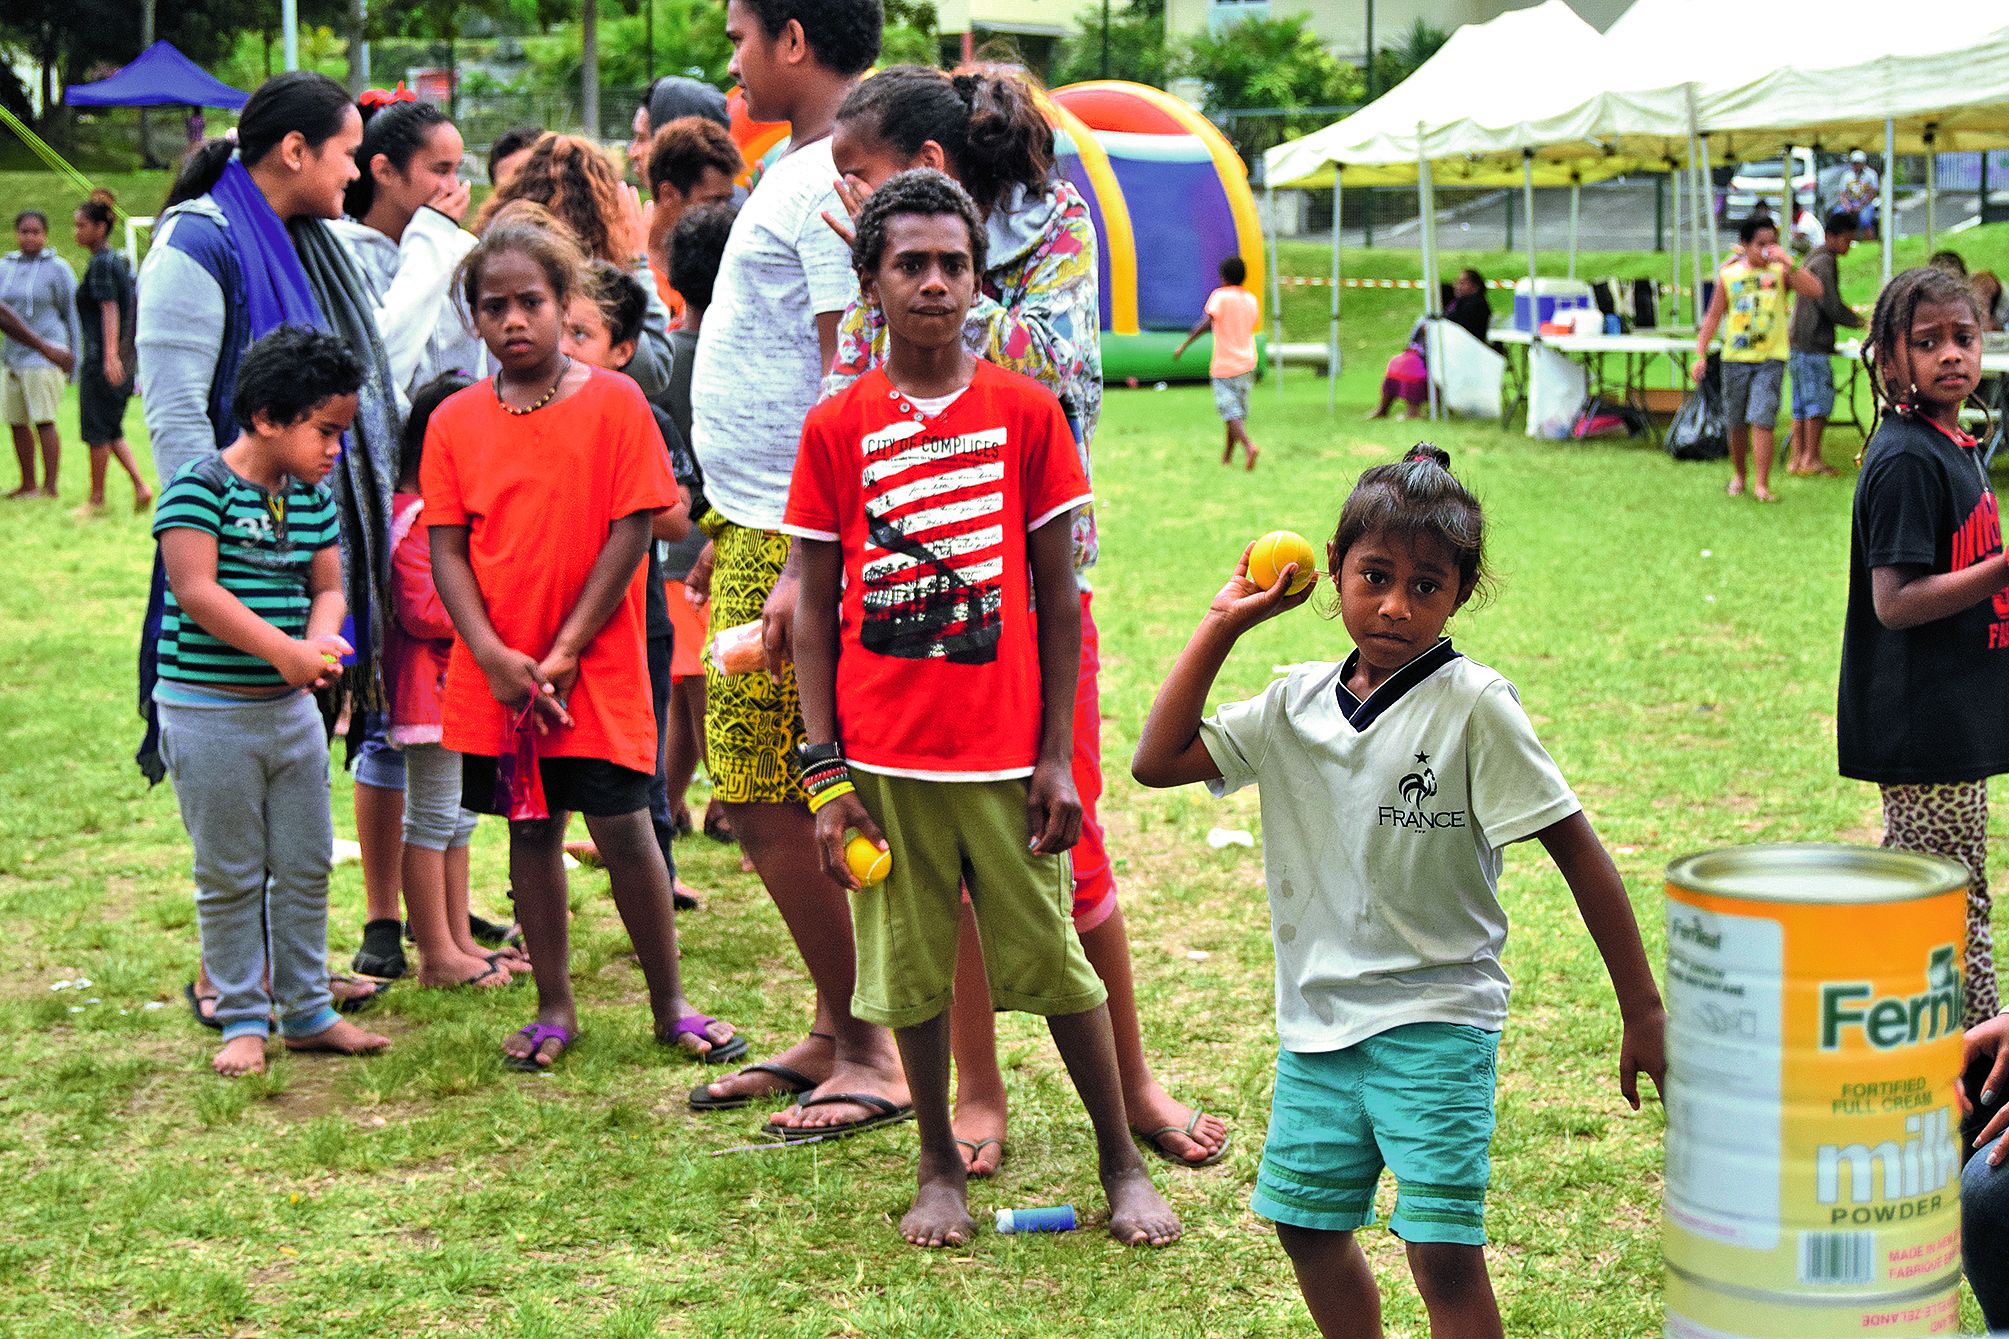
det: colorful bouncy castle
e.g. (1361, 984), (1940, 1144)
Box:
(723, 79), (1264, 385)
(1046, 81), (1265, 384)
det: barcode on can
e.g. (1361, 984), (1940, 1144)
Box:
(1797, 1231), (1875, 1285)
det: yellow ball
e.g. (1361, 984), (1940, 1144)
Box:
(1248, 529), (1317, 596)
(845, 835), (892, 887)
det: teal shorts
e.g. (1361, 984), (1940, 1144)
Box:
(1251, 1022), (1500, 1245)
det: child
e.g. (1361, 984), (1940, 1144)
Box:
(1838, 266), (2006, 1145)
(1693, 214), (1823, 502)
(153, 326), (393, 1077)
(387, 371), (527, 989)
(1786, 208), (1864, 478)
(787, 169), (1179, 1248)
(1173, 256), (1261, 470)
(423, 213), (741, 1071)
(560, 258), (699, 909)
(71, 190), (150, 513)
(1131, 445), (1665, 1336)
(662, 204), (735, 850)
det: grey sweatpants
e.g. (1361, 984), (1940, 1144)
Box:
(157, 688), (337, 1041)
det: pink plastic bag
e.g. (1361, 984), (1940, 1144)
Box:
(492, 702), (549, 821)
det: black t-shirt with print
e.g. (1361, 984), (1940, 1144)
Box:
(1838, 412), (2009, 783)
(76, 248), (135, 367)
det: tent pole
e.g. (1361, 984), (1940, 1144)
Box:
(1883, 118), (1896, 284)
(1685, 90), (1708, 328)
(1669, 162), (1682, 326)
(1329, 178), (1341, 414)
(1523, 149), (1538, 437)
(1267, 185), (1283, 405)
(1780, 144), (1793, 232)
(1418, 127), (1440, 423)
(1699, 137), (1720, 261)
(283, 0), (301, 70)
(1567, 175), (1580, 279)
(1924, 127), (1937, 249)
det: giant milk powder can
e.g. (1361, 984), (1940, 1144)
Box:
(1663, 845), (1968, 1338)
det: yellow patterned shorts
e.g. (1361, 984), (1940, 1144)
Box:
(702, 520), (808, 805)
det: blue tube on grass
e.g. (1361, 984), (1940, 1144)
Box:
(994, 1204), (1076, 1234)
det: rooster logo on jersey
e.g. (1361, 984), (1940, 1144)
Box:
(1399, 750), (1438, 808)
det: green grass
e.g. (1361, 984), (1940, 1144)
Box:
(2, 190), (2004, 1335)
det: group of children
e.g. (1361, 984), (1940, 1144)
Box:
(134, 61), (2009, 1339)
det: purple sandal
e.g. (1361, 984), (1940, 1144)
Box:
(667, 1014), (749, 1065)
(504, 1022), (576, 1072)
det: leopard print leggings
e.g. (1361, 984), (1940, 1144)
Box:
(1881, 781), (2000, 1026)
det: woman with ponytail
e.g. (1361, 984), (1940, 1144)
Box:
(727, 63), (1227, 1173)
(136, 71), (403, 1015)
(331, 97), (485, 395)
(70, 189), (148, 512)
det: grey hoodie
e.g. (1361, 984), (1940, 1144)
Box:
(0, 247), (81, 374)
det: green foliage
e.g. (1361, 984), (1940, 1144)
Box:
(524, 0), (731, 90)
(1051, 0), (1168, 89)
(880, 0), (942, 68)
(1367, 18), (1449, 97)
(1175, 14), (1351, 112)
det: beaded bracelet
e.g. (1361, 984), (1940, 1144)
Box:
(804, 780), (856, 814)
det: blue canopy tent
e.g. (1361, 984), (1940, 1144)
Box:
(64, 41), (248, 110)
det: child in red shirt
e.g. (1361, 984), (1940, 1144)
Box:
(422, 209), (743, 1072)
(387, 371), (529, 990)
(788, 169), (1179, 1249)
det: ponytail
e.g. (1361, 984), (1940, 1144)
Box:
(163, 71), (355, 208)
(76, 188), (117, 231)
(345, 99), (453, 219)
(950, 65), (1053, 220)
(835, 63), (1053, 219)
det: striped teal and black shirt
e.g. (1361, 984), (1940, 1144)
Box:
(152, 458), (340, 688)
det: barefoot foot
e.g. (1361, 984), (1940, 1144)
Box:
(213, 1034), (267, 1077)
(1725, 478), (1746, 498)
(902, 1168), (974, 1247)
(284, 1018), (391, 1056)
(1104, 1165), (1181, 1246)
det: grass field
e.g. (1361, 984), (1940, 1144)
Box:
(1, 184), (2004, 1334)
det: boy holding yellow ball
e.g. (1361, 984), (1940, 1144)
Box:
(787, 170), (1179, 1250)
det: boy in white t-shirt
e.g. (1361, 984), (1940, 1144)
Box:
(685, 0), (919, 1138)
(1132, 444), (1666, 1338)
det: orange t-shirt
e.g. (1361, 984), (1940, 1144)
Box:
(1206, 284), (1261, 379)
(420, 367), (680, 774)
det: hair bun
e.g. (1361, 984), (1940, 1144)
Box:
(1404, 443), (1451, 469)
(88, 187), (117, 207)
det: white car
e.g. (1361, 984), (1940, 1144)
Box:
(1722, 149), (1818, 224)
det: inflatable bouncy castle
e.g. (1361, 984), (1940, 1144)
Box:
(724, 78), (1264, 385)
(1047, 81), (1265, 384)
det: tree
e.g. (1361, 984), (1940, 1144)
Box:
(1368, 18), (1447, 97)
(1051, 0), (1166, 88)
(880, 0), (940, 68)
(1173, 14), (1355, 162)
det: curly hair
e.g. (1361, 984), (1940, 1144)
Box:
(1859, 264), (1988, 443)
(476, 133), (631, 266)
(1329, 444), (1490, 607)
(835, 63), (1053, 219)
(459, 200), (589, 314)
(740, 0), (882, 77)
(851, 168), (986, 277)
(646, 116), (743, 197)
(669, 203), (738, 313)
(582, 259), (650, 350)
(231, 326), (365, 430)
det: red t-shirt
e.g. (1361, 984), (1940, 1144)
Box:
(421, 368), (679, 774)
(782, 361), (1092, 779)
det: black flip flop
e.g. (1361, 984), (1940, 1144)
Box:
(183, 980), (223, 1032)
(330, 974), (388, 1014)
(468, 912), (517, 947)
(762, 1091), (914, 1143)
(687, 1060), (819, 1111)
